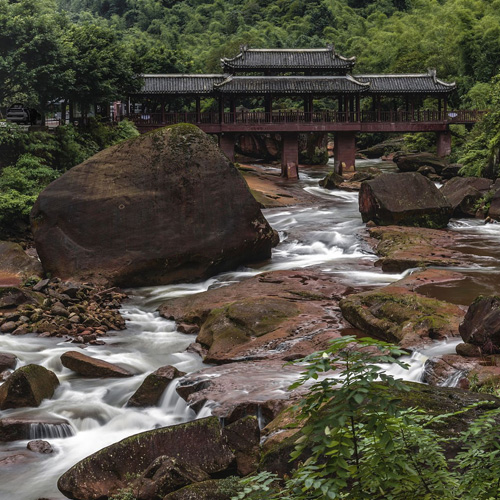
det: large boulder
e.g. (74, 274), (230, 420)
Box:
(57, 416), (235, 500)
(359, 172), (452, 228)
(61, 351), (133, 378)
(126, 365), (186, 407)
(393, 152), (447, 174)
(31, 124), (276, 287)
(358, 138), (405, 159)
(440, 177), (492, 217)
(459, 296), (500, 353)
(0, 364), (59, 410)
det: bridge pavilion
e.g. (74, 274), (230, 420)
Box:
(128, 45), (478, 177)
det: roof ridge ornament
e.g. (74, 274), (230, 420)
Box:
(428, 68), (437, 81)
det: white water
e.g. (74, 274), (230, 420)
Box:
(0, 158), (491, 499)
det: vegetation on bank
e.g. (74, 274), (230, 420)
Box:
(232, 337), (500, 500)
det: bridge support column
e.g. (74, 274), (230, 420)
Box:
(281, 133), (299, 179)
(436, 130), (452, 157)
(219, 133), (235, 162)
(334, 132), (356, 173)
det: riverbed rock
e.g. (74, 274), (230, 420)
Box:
(459, 295), (500, 353)
(365, 225), (467, 272)
(0, 352), (17, 371)
(27, 440), (54, 454)
(31, 124), (276, 287)
(0, 241), (43, 287)
(0, 287), (41, 309)
(61, 351), (133, 378)
(176, 360), (304, 424)
(0, 416), (72, 442)
(126, 365), (186, 407)
(393, 152), (447, 174)
(339, 285), (464, 349)
(487, 188), (500, 221)
(159, 270), (350, 364)
(440, 176), (492, 217)
(0, 364), (59, 410)
(57, 416), (235, 500)
(222, 416), (260, 476)
(359, 172), (452, 228)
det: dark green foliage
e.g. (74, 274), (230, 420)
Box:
(232, 337), (500, 500)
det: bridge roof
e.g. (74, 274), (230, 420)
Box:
(221, 45), (356, 71)
(214, 75), (369, 94)
(134, 74), (227, 95)
(355, 71), (456, 94)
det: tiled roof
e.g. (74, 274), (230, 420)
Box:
(133, 74), (228, 95)
(215, 75), (369, 94)
(221, 45), (356, 70)
(355, 71), (456, 94)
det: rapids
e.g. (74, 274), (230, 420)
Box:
(0, 159), (497, 499)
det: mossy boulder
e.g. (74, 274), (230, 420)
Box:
(57, 416), (235, 500)
(339, 287), (464, 349)
(393, 152), (447, 174)
(162, 478), (238, 500)
(31, 124), (276, 287)
(126, 365), (186, 407)
(197, 297), (299, 363)
(0, 364), (59, 409)
(440, 176), (492, 217)
(359, 172), (452, 228)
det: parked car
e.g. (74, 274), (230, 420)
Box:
(6, 103), (38, 125)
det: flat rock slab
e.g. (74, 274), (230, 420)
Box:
(57, 417), (235, 500)
(159, 270), (351, 364)
(366, 225), (469, 272)
(61, 351), (133, 378)
(31, 124), (276, 287)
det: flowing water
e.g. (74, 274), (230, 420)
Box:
(0, 159), (498, 499)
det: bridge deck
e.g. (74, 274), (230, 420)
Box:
(131, 109), (484, 134)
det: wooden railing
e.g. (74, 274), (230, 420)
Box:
(130, 109), (486, 127)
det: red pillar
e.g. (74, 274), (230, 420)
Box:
(436, 130), (452, 157)
(281, 133), (299, 179)
(334, 132), (356, 173)
(219, 134), (235, 162)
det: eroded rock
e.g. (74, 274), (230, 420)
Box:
(440, 177), (492, 217)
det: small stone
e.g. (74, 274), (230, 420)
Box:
(12, 326), (29, 335)
(1, 321), (17, 333)
(32, 279), (50, 292)
(0, 353), (17, 371)
(69, 316), (81, 324)
(27, 440), (53, 454)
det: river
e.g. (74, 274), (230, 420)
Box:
(0, 159), (499, 499)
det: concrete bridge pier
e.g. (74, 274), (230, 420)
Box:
(281, 133), (299, 179)
(219, 133), (236, 162)
(334, 132), (356, 173)
(437, 130), (452, 157)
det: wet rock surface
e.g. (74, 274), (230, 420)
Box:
(0, 364), (59, 410)
(0, 416), (71, 442)
(359, 172), (452, 228)
(366, 225), (468, 272)
(61, 351), (134, 378)
(27, 440), (54, 454)
(32, 124), (276, 287)
(159, 270), (350, 364)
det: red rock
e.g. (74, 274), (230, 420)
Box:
(61, 351), (133, 378)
